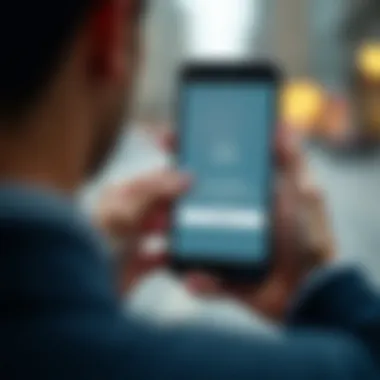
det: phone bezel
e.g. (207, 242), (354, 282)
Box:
(170, 62), (282, 283)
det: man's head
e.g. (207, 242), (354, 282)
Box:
(0, 0), (146, 191)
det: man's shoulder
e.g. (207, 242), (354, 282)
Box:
(2, 311), (140, 379)
(2, 304), (377, 380)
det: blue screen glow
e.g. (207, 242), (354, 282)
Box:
(173, 82), (275, 263)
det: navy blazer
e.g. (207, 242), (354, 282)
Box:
(0, 186), (378, 379)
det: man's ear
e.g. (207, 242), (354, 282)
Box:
(89, 0), (133, 83)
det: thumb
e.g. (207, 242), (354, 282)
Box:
(298, 182), (334, 268)
(119, 250), (168, 294)
(124, 169), (191, 225)
(184, 273), (223, 296)
(109, 170), (190, 232)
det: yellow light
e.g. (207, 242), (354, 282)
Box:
(357, 43), (380, 80)
(281, 80), (325, 130)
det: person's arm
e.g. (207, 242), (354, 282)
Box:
(115, 311), (377, 380)
(83, 130), (378, 378)
(131, 267), (380, 380)
(288, 266), (380, 363)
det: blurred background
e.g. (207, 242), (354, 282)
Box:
(82, 0), (380, 329)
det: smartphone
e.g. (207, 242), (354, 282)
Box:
(170, 62), (281, 282)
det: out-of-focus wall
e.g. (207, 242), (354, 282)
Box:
(257, 0), (354, 87)
(182, 0), (256, 59)
(266, 0), (310, 77)
(134, 0), (259, 124)
(309, 0), (353, 91)
(134, 0), (357, 122)
(134, 0), (185, 123)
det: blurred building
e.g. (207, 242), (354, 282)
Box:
(269, 0), (310, 77)
(344, 0), (380, 47)
(255, 0), (358, 89)
(135, 0), (259, 123)
(182, 0), (255, 59)
(134, 0), (185, 123)
(309, 0), (352, 91)
(133, 0), (373, 123)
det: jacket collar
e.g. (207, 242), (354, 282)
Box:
(0, 184), (115, 309)
(0, 183), (107, 254)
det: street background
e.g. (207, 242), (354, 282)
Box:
(82, 0), (380, 328)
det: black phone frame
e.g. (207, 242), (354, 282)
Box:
(170, 61), (282, 283)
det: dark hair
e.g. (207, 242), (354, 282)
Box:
(0, 0), (146, 121)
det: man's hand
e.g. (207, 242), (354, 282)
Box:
(94, 128), (334, 318)
(95, 166), (190, 293)
(186, 130), (334, 321)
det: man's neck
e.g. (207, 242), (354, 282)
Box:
(0, 105), (91, 194)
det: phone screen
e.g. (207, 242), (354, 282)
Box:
(172, 77), (276, 265)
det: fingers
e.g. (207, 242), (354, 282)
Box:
(298, 184), (334, 267)
(183, 126), (308, 300)
(154, 128), (176, 153)
(274, 128), (302, 254)
(273, 173), (299, 277)
(96, 169), (190, 239)
(134, 250), (168, 271)
(184, 272), (261, 301)
(140, 204), (170, 232)
(184, 273), (222, 296)
(156, 126), (300, 176)
(276, 127), (301, 173)
(120, 169), (191, 226)
(127, 169), (190, 198)
(120, 250), (168, 294)
(273, 126), (325, 279)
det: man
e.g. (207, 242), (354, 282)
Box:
(0, 0), (379, 379)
